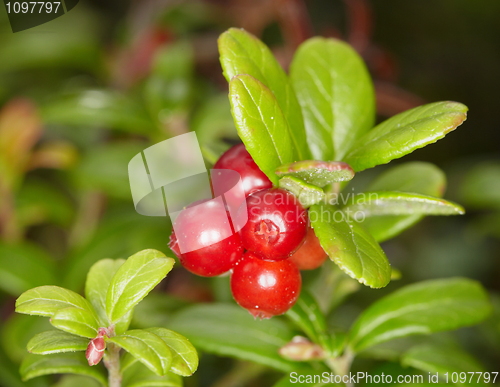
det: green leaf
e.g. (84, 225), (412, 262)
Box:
(27, 331), (89, 355)
(278, 177), (325, 208)
(53, 375), (102, 387)
(360, 162), (447, 242)
(276, 161), (354, 187)
(309, 204), (391, 288)
(229, 74), (298, 185)
(122, 360), (182, 387)
(401, 344), (484, 378)
(85, 259), (132, 334)
(343, 191), (464, 219)
(50, 307), (99, 338)
(460, 162), (500, 210)
(348, 278), (492, 352)
(344, 102), (468, 172)
(20, 353), (107, 386)
(146, 328), (198, 376)
(41, 90), (156, 135)
(16, 286), (95, 318)
(219, 28), (310, 160)
(107, 329), (172, 376)
(106, 249), (174, 324)
(285, 292), (332, 354)
(290, 37), (375, 161)
(0, 242), (56, 296)
(168, 303), (295, 371)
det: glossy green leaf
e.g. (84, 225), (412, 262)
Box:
(41, 90), (155, 135)
(85, 259), (132, 334)
(168, 303), (295, 371)
(278, 176), (325, 208)
(348, 278), (492, 352)
(50, 307), (99, 338)
(361, 162), (446, 242)
(122, 360), (182, 387)
(343, 191), (464, 220)
(0, 243), (56, 296)
(309, 204), (391, 288)
(276, 161), (354, 187)
(401, 344), (484, 378)
(20, 353), (107, 386)
(285, 292), (332, 354)
(146, 328), (198, 376)
(344, 102), (468, 172)
(27, 331), (89, 355)
(107, 329), (172, 376)
(229, 74), (298, 185)
(219, 28), (310, 160)
(106, 249), (174, 324)
(290, 37), (375, 161)
(16, 286), (95, 318)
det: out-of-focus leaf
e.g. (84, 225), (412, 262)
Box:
(27, 141), (78, 171)
(348, 278), (492, 352)
(0, 347), (49, 387)
(146, 328), (198, 376)
(27, 331), (89, 355)
(278, 177), (325, 208)
(1, 314), (51, 363)
(20, 353), (107, 385)
(285, 292), (332, 354)
(344, 102), (468, 172)
(144, 42), (194, 124)
(229, 74), (298, 185)
(273, 367), (335, 387)
(85, 259), (132, 334)
(168, 303), (295, 371)
(16, 286), (95, 318)
(309, 204), (391, 289)
(460, 162), (500, 210)
(122, 360), (182, 387)
(343, 191), (464, 218)
(401, 344), (484, 378)
(290, 38), (375, 161)
(73, 142), (146, 200)
(106, 249), (174, 324)
(360, 162), (447, 242)
(107, 330), (172, 376)
(276, 161), (354, 187)
(219, 28), (310, 160)
(41, 90), (156, 135)
(17, 179), (74, 228)
(0, 243), (56, 296)
(0, 99), (41, 189)
(131, 294), (191, 329)
(53, 375), (102, 387)
(50, 307), (99, 338)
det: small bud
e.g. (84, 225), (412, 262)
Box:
(86, 336), (106, 366)
(279, 336), (325, 361)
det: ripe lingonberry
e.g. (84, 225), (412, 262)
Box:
(237, 188), (308, 260)
(289, 226), (328, 270)
(214, 143), (272, 197)
(169, 199), (244, 277)
(230, 251), (301, 318)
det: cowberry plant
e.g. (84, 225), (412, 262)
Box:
(14, 249), (198, 387)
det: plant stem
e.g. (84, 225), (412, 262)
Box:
(325, 351), (355, 387)
(104, 342), (121, 387)
(104, 326), (121, 387)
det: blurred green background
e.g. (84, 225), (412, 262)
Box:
(0, 0), (499, 386)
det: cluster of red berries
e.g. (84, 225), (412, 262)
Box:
(169, 144), (328, 318)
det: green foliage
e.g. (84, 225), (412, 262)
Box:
(15, 250), (197, 386)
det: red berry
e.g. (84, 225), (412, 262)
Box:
(230, 251), (301, 318)
(289, 226), (328, 270)
(169, 198), (244, 277)
(237, 188), (308, 260)
(214, 144), (272, 197)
